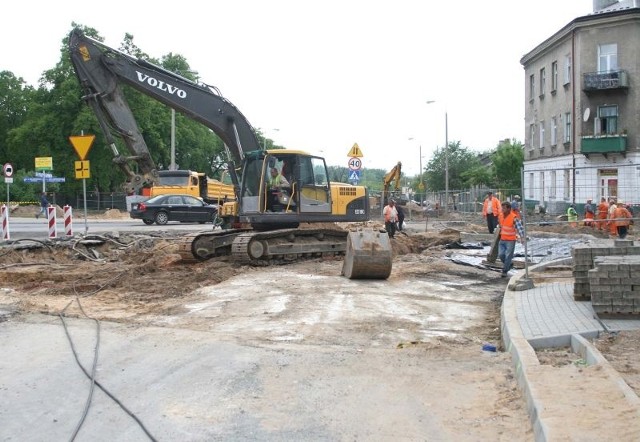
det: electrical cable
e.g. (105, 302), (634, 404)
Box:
(57, 276), (158, 441)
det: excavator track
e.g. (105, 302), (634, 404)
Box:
(178, 228), (251, 263)
(231, 228), (348, 265)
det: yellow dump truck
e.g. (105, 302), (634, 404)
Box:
(149, 170), (235, 204)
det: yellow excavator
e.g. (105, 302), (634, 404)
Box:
(382, 162), (403, 206)
(68, 29), (391, 278)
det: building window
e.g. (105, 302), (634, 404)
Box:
(563, 112), (572, 143)
(551, 116), (558, 146)
(596, 105), (618, 135)
(539, 121), (545, 149)
(539, 68), (546, 97)
(551, 61), (558, 91)
(550, 170), (556, 199)
(564, 170), (570, 200)
(528, 173), (534, 199)
(563, 54), (571, 85)
(529, 124), (535, 151)
(598, 43), (618, 72)
(529, 74), (535, 101)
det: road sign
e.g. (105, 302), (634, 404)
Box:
(4, 177), (13, 184)
(35, 172), (53, 178)
(348, 157), (362, 171)
(75, 160), (90, 179)
(35, 157), (53, 171)
(348, 170), (361, 181)
(418, 182), (425, 190)
(3, 163), (13, 177)
(69, 135), (96, 160)
(347, 143), (363, 158)
(24, 177), (66, 183)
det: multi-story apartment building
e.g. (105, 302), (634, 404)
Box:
(521, 0), (640, 214)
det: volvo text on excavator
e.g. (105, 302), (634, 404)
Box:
(68, 29), (391, 277)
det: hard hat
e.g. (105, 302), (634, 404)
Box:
(587, 197), (592, 201)
(514, 195), (520, 199)
(618, 199), (625, 204)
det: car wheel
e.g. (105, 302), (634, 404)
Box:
(142, 219), (154, 225)
(155, 211), (169, 225)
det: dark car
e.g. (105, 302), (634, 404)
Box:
(130, 194), (219, 225)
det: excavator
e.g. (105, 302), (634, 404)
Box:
(382, 161), (403, 206)
(68, 29), (391, 277)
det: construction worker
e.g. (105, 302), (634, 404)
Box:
(567, 204), (578, 228)
(596, 197), (609, 231)
(482, 191), (501, 234)
(613, 200), (632, 239)
(383, 199), (398, 238)
(608, 198), (618, 236)
(498, 201), (525, 278)
(511, 195), (522, 219)
(584, 198), (595, 227)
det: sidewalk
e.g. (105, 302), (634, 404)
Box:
(502, 260), (640, 441)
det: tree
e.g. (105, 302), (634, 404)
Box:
(424, 141), (482, 191)
(492, 138), (524, 189)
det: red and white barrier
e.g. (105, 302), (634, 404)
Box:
(64, 205), (73, 237)
(1, 205), (9, 241)
(48, 206), (57, 239)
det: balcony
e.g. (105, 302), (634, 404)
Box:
(583, 70), (629, 93)
(580, 134), (627, 157)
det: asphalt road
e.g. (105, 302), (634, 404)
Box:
(2, 216), (216, 241)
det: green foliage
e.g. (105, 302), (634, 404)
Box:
(424, 141), (483, 191)
(491, 138), (524, 189)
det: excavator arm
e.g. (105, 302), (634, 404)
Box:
(68, 28), (262, 193)
(382, 161), (402, 204)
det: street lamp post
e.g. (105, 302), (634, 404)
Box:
(170, 108), (176, 170)
(444, 111), (449, 215)
(426, 101), (449, 215)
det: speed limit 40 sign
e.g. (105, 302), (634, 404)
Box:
(348, 157), (362, 170)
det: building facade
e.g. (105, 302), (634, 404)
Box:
(521, 0), (640, 214)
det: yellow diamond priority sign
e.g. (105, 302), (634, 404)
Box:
(69, 135), (96, 161)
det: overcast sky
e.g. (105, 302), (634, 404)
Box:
(3, 0), (593, 176)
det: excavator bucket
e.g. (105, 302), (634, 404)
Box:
(341, 229), (393, 279)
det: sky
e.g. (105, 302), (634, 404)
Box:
(2, 0), (593, 176)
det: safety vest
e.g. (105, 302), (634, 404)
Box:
(483, 197), (501, 217)
(567, 207), (578, 222)
(269, 174), (284, 187)
(500, 212), (518, 241)
(613, 206), (632, 227)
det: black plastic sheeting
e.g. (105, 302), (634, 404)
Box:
(446, 236), (589, 270)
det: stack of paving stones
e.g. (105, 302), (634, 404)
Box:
(589, 255), (640, 315)
(571, 239), (640, 301)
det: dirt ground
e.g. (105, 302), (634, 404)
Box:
(1, 205), (638, 438)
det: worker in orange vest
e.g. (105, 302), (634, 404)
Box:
(613, 200), (632, 239)
(596, 197), (609, 231)
(482, 191), (501, 234)
(608, 198), (618, 236)
(498, 201), (525, 278)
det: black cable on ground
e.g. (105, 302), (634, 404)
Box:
(57, 277), (158, 442)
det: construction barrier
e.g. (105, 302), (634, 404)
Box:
(64, 205), (73, 237)
(48, 206), (57, 239)
(1, 205), (9, 241)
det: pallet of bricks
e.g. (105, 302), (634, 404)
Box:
(571, 239), (640, 314)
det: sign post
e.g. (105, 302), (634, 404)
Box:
(69, 134), (95, 235)
(3, 163), (13, 204)
(347, 143), (364, 186)
(34, 157), (53, 193)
